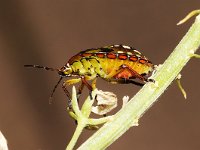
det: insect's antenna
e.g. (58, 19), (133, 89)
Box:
(24, 64), (58, 72)
(49, 76), (63, 104)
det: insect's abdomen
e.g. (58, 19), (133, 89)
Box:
(68, 45), (153, 80)
(99, 56), (153, 79)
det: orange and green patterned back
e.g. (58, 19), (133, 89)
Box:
(67, 45), (153, 80)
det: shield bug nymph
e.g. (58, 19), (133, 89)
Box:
(25, 44), (154, 103)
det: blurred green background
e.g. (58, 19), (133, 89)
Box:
(0, 0), (200, 150)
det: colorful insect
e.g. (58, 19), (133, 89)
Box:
(25, 44), (154, 104)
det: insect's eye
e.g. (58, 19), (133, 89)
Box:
(58, 66), (72, 77)
(58, 70), (66, 76)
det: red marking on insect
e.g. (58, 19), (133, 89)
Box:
(81, 53), (93, 57)
(139, 59), (147, 64)
(107, 53), (117, 59)
(118, 54), (128, 60)
(96, 53), (105, 58)
(129, 56), (138, 61)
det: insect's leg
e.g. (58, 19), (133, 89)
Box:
(77, 81), (85, 100)
(121, 64), (147, 81)
(122, 65), (154, 83)
(63, 78), (82, 108)
(105, 64), (145, 81)
(91, 78), (97, 89)
(65, 78), (82, 86)
(108, 78), (144, 86)
(81, 77), (92, 90)
(81, 76), (93, 99)
(62, 83), (72, 108)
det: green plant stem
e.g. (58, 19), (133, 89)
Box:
(66, 119), (86, 150)
(78, 11), (200, 150)
(66, 87), (115, 150)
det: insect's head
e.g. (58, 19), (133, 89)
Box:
(58, 63), (72, 77)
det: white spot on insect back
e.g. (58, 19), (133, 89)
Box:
(117, 51), (124, 53)
(122, 45), (131, 49)
(127, 52), (133, 55)
(133, 49), (141, 55)
(113, 44), (120, 47)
